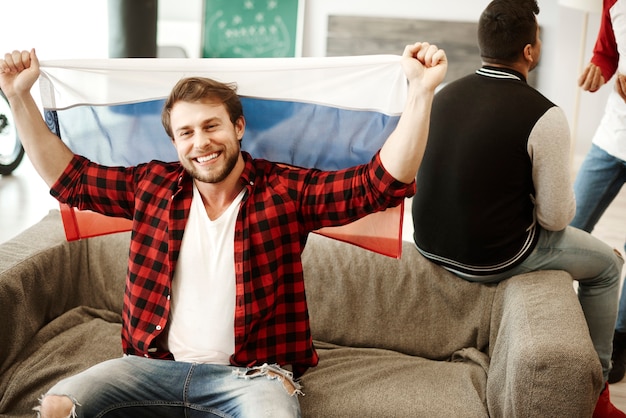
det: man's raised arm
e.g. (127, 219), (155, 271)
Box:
(379, 42), (447, 184)
(0, 49), (74, 186)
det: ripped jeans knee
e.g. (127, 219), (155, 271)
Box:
(34, 394), (79, 418)
(233, 363), (303, 397)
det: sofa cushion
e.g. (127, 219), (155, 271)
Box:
(299, 341), (489, 417)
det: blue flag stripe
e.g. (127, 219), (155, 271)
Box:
(46, 97), (399, 170)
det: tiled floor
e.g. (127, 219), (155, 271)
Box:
(4, 153), (626, 410)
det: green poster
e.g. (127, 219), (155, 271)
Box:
(202, 0), (303, 58)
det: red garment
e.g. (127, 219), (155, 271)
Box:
(51, 151), (414, 376)
(593, 382), (626, 417)
(591, 0), (620, 81)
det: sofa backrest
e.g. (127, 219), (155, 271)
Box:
(302, 233), (496, 360)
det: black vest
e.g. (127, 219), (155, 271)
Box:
(412, 66), (555, 275)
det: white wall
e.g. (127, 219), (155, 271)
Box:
(554, 5), (610, 160)
(0, 0), (109, 60)
(0, 0), (607, 160)
(157, 0), (203, 58)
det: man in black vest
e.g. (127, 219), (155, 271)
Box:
(412, 1), (624, 416)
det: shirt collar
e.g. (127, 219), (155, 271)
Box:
(476, 66), (527, 83)
(239, 151), (256, 191)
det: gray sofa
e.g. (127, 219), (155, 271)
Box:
(0, 210), (603, 417)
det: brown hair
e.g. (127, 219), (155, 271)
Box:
(161, 77), (244, 138)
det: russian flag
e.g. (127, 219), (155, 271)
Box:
(38, 55), (409, 257)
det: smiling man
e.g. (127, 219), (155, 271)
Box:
(0, 43), (446, 418)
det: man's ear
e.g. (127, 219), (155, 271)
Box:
(235, 116), (246, 140)
(523, 44), (534, 64)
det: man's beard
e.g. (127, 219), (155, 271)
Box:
(182, 148), (239, 184)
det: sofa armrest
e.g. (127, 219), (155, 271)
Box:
(0, 210), (127, 376)
(0, 211), (74, 375)
(487, 270), (603, 417)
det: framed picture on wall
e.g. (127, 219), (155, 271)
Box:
(202, 0), (305, 58)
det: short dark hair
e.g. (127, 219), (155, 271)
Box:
(161, 77), (244, 139)
(478, 0), (540, 65)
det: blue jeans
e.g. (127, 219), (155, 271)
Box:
(447, 226), (623, 382)
(572, 143), (626, 332)
(40, 356), (302, 417)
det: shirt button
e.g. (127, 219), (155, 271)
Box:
(156, 325), (162, 331)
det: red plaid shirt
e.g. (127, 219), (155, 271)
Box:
(51, 151), (415, 376)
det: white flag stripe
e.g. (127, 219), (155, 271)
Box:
(39, 55), (407, 113)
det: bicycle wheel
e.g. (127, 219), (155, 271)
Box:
(0, 89), (24, 175)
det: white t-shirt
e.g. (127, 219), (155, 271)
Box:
(167, 184), (244, 364)
(593, 90), (626, 161)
